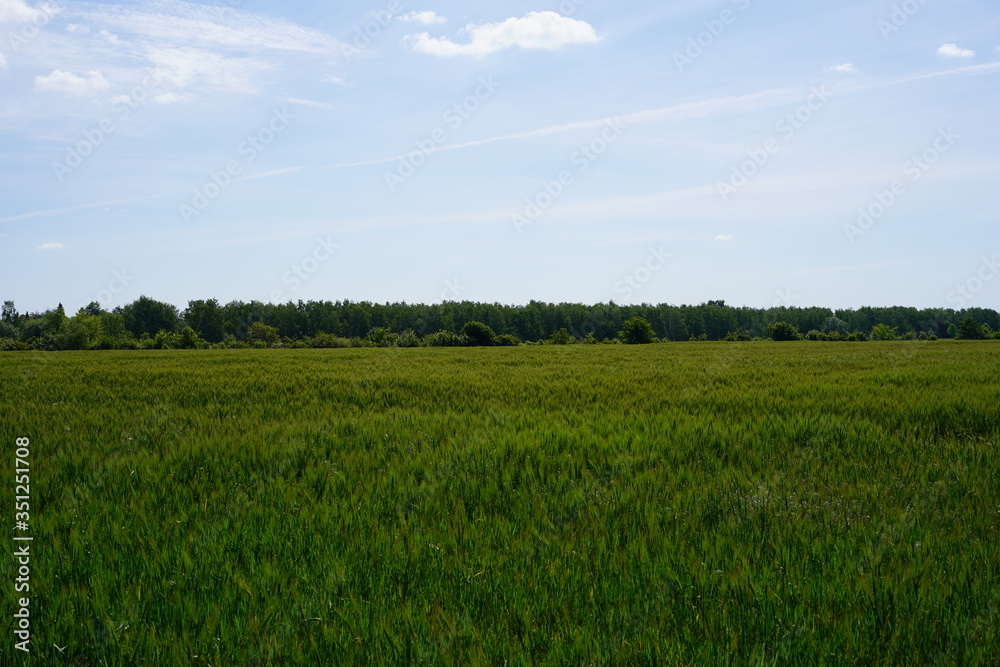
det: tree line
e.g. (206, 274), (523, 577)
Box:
(1, 297), (998, 351)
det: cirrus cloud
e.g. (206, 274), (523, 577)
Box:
(937, 43), (975, 58)
(37, 242), (65, 251)
(827, 63), (857, 72)
(34, 69), (110, 96)
(406, 11), (599, 58)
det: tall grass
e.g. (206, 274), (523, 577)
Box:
(1, 342), (998, 664)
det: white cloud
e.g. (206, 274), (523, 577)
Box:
(937, 43), (975, 58)
(37, 242), (65, 251)
(66, 23), (90, 34)
(399, 11), (447, 25)
(34, 70), (110, 96)
(714, 234), (734, 241)
(406, 11), (599, 58)
(146, 47), (272, 94)
(287, 97), (333, 110)
(827, 63), (857, 72)
(0, 0), (50, 24)
(0, 52), (6, 70)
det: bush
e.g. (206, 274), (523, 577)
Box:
(724, 330), (754, 342)
(845, 330), (869, 342)
(367, 327), (399, 348)
(870, 324), (898, 341)
(619, 317), (656, 345)
(246, 322), (281, 346)
(424, 331), (467, 347)
(805, 330), (826, 341)
(955, 316), (986, 340)
(494, 333), (520, 347)
(462, 321), (496, 347)
(397, 329), (421, 348)
(768, 322), (800, 342)
(548, 328), (575, 345)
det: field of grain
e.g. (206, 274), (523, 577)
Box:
(2, 342), (999, 664)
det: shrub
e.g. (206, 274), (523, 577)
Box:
(367, 327), (399, 348)
(725, 330), (754, 342)
(549, 328), (575, 345)
(494, 333), (520, 347)
(619, 317), (656, 345)
(246, 322), (280, 346)
(397, 329), (421, 348)
(870, 324), (898, 341)
(424, 331), (467, 347)
(462, 321), (496, 347)
(768, 322), (800, 342)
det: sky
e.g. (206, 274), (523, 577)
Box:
(0, 0), (998, 315)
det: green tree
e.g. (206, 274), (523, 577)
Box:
(184, 299), (225, 343)
(494, 333), (520, 346)
(768, 321), (799, 341)
(870, 323), (898, 341)
(246, 322), (281, 346)
(461, 321), (496, 346)
(619, 317), (656, 344)
(119, 296), (180, 338)
(549, 328), (574, 345)
(956, 316), (985, 340)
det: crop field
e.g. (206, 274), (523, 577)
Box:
(2, 342), (999, 664)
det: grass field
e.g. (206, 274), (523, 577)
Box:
(2, 342), (999, 664)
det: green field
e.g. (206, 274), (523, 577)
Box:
(3, 342), (999, 664)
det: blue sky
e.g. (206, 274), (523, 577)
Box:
(1, 0), (998, 314)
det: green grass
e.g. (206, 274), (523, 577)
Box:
(2, 342), (999, 664)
